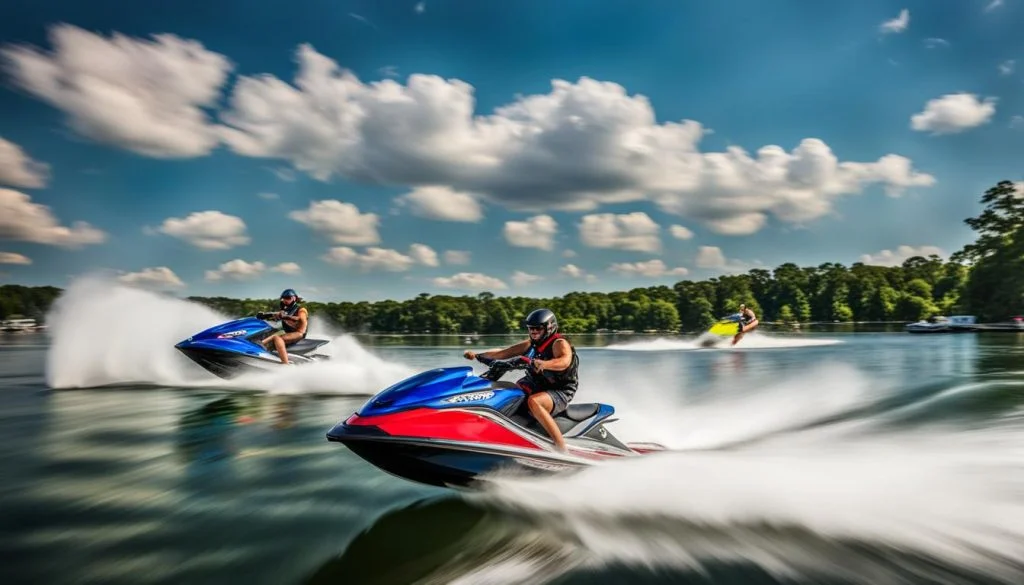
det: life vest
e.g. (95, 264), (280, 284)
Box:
(280, 300), (307, 336)
(524, 333), (579, 395)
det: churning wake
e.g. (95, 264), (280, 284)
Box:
(43, 276), (413, 394)
(472, 364), (1024, 585)
(605, 331), (843, 351)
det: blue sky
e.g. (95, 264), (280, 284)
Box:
(0, 0), (1022, 302)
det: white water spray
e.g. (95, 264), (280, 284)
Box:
(478, 366), (1024, 583)
(44, 276), (413, 394)
(605, 331), (842, 351)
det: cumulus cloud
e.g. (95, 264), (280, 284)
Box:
(271, 261), (301, 274)
(320, 246), (417, 272)
(511, 270), (542, 287)
(608, 259), (688, 278)
(1, 24), (232, 158)
(215, 46), (934, 236)
(859, 245), (944, 266)
(504, 215), (558, 250)
(409, 243), (439, 266)
(289, 199), (380, 245)
(118, 266), (185, 290)
(0, 251), (31, 265)
(0, 137), (50, 188)
(578, 212), (661, 253)
(560, 263), (597, 282)
(880, 9), (909, 34)
(393, 185), (483, 222)
(0, 188), (106, 248)
(443, 250), (471, 265)
(911, 93), (997, 135)
(669, 224), (694, 240)
(158, 210), (250, 250)
(432, 272), (507, 290)
(694, 245), (753, 274)
(205, 259), (266, 281)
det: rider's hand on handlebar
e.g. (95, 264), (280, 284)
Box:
(463, 350), (476, 360)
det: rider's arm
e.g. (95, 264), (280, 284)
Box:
(290, 308), (308, 334)
(470, 340), (531, 360)
(535, 338), (571, 372)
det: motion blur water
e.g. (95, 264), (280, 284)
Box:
(3, 283), (1024, 584)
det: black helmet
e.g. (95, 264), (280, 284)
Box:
(525, 308), (558, 341)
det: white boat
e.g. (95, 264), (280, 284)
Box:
(905, 315), (977, 334)
(0, 317), (38, 333)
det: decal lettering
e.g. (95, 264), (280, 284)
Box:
(442, 391), (495, 404)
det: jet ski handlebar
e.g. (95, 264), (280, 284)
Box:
(474, 355), (533, 382)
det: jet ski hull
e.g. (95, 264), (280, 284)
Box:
(175, 316), (331, 380)
(327, 397), (666, 488)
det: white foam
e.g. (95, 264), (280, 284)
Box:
(478, 368), (1024, 582)
(44, 275), (412, 394)
(605, 331), (842, 351)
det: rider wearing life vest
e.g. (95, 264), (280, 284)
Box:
(260, 288), (308, 364)
(732, 303), (759, 346)
(464, 308), (578, 452)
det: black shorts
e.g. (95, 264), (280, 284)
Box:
(516, 377), (573, 417)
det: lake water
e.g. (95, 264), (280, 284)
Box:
(3, 286), (1024, 584)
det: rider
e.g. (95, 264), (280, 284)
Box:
(463, 308), (578, 452)
(260, 288), (308, 364)
(732, 303), (759, 346)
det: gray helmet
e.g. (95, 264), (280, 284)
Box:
(525, 308), (558, 341)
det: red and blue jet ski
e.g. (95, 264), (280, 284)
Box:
(326, 355), (666, 488)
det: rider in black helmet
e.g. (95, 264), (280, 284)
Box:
(464, 308), (579, 452)
(259, 288), (308, 364)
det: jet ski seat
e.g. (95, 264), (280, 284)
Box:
(562, 403), (599, 421)
(278, 337), (330, 355)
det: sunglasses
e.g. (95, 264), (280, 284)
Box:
(527, 325), (544, 331)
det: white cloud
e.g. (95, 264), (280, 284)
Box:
(910, 93), (997, 135)
(560, 263), (597, 282)
(504, 215), (558, 250)
(415, 2), (426, 14)
(0, 188), (106, 248)
(1011, 115), (1024, 130)
(695, 246), (727, 269)
(608, 259), (688, 278)
(394, 185), (483, 222)
(433, 272), (508, 290)
(694, 245), (753, 274)
(578, 212), (661, 253)
(562, 249), (577, 258)
(118, 266), (185, 290)
(999, 60), (1015, 76)
(216, 47), (934, 236)
(289, 199), (380, 245)
(923, 38), (949, 49)
(409, 243), (439, 266)
(271, 261), (301, 274)
(511, 270), (542, 287)
(1, 24), (232, 158)
(158, 210), (250, 250)
(443, 250), (471, 265)
(985, 0), (1004, 12)
(0, 251), (31, 265)
(321, 246), (417, 272)
(0, 137), (50, 188)
(204, 259), (266, 281)
(880, 9), (909, 33)
(669, 224), (694, 240)
(859, 245), (944, 266)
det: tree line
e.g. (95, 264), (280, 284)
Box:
(1, 180), (1021, 333)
